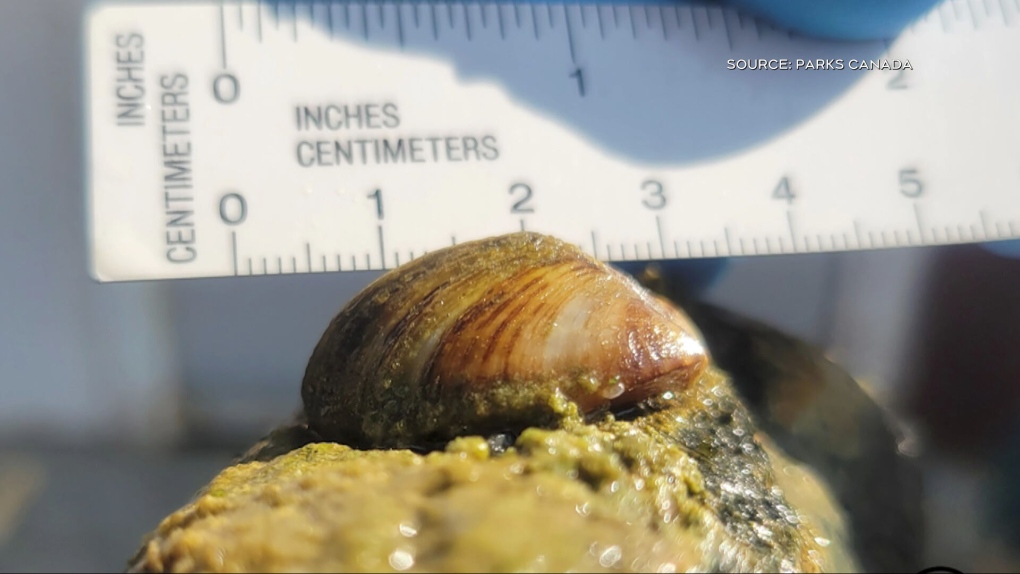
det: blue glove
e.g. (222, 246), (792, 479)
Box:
(721, 0), (941, 40)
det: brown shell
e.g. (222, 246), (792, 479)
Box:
(301, 232), (709, 448)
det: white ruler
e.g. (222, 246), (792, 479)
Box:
(85, 0), (1020, 282)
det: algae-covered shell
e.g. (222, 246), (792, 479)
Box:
(301, 232), (709, 448)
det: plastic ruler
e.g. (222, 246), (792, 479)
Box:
(84, 0), (1020, 281)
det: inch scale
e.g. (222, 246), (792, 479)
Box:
(85, 0), (1020, 282)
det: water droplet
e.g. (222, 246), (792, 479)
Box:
(388, 550), (414, 571)
(599, 546), (622, 568)
(814, 536), (831, 547)
(601, 381), (625, 399)
(398, 523), (418, 537)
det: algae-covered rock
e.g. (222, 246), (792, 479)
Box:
(128, 370), (856, 573)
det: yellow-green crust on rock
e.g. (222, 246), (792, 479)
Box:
(128, 369), (856, 573)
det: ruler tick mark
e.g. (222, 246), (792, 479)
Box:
(394, 251), (401, 266)
(431, 4), (439, 39)
(256, 0), (262, 40)
(292, 0), (298, 41)
(321, 254), (327, 272)
(724, 227), (734, 255)
(451, 235), (457, 246)
(914, 203), (926, 243)
(686, 239), (695, 257)
(377, 224), (386, 268)
(218, 0), (228, 68)
(656, 215), (666, 257)
(396, 4), (405, 46)
(980, 210), (993, 237)
(1010, 221), (1019, 236)
(230, 231), (238, 275)
(591, 231), (599, 259)
(643, 5), (653, 30)
(413, 3), (420, 28)
(520, 218), (526, 231)
(854, 220), (865, 248)
(564, 5), (577, 63)
(336, 254), (342, 271)
(786, 209), (797, 252)
(999, 0), (1012, 24)
(247, 257), (253, 275)
(706, 6), (717, 28)
(447, 3), (455, 29)
(362, 2), (370, 40)
(952, 0), (964, 20)
(657, 5), (668, 38)
(497, 3), (506, 39)
(596, 5), (606, 38)
(690, 7), (701, 40)
(351, 254), (357, 271)
(672, 5), (681, 30)
(966, 0), (980, 27)
(579, 3), (587, 28)
(237, 1), (243, 29)
(327, 2), (335, 36)
(722, 9), (734, 50)
(305, 242), (312, 272)
(480, 3), (488, 29)
(547, 3), (555, 27)
(514, 3), (522, 29)
(365, 252), (372, 270)
(629, 5), (638, 38)
(530, 4), (539, 39)
(752, 237), (760, 255)
(464, 4), (473, 40)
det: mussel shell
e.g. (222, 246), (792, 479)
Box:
(302, 232), (708, 449)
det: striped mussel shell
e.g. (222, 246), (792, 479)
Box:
(301, 231), (709, 448)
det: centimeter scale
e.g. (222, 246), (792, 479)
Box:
(85, 0), (1020, 282)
